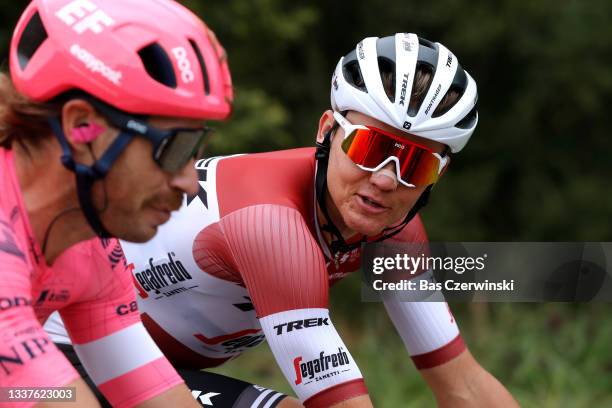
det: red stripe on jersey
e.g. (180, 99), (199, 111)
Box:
(129, 263), (148, 298)
(194, 329), (261, 345)
(303, 379), (368, 408)
(202, 204), (329, 317)
(141, 313), (230, 369)
(411, 334), (466, 369)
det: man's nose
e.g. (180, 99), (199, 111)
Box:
(369, 161), (399, 191)
(169, 159), (199, 196)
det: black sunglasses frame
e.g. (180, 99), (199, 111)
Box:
(83, 97), (212, 172)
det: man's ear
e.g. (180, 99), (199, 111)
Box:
(316, 109), (335, 144)
(60, 99), (108, 149)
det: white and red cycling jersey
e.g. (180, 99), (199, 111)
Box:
(0, 148), (182, 407)
(46, 147), (465, 407)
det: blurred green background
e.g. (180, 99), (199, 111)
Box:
(2, 0), (611, 406)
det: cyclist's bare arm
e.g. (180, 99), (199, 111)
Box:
(274, 395), (373, 408)
(135, 383), (199, 407)
(420, 349), (519, 408)
(330, 395), (374, 408)
(277, 396), (304, 407)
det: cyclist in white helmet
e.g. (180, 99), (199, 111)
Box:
(46, 33), (518, 407)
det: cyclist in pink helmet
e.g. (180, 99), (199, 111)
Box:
(1, 0), (232, 406)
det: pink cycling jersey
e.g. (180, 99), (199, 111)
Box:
(47, 148), (465, 407)
(0, 148), (182, 407)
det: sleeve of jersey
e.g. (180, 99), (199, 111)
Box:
(213, 204), (367, 407)
(59, 239), (182, 408)
(382, 216), (466, 370)
(0, 217), (78, 408)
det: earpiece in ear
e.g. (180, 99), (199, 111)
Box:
(70, 123), (104, 143)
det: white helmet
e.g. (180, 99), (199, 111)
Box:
(331, 33), (478, 153)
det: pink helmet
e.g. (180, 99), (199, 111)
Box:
(10, 0), (233, 120)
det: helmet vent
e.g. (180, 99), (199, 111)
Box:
(407, 64), (433, 117)
(455, 106), (477, 129)
(377, 57), (395, 102)
(433, 66), (468, 118)
(375, 36), (397, 102)
(188, 39), (210, 95)
(342, 57), (366, 92)
(137, 43), (177, 88)
(16, 11), (48, 70)
(418, 37), (437, 51)
(416, 37), (438, 72)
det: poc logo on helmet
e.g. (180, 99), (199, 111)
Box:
(55, 0), (114, 34)
(171, 47), (195, 84)
(403, 121), (412, 130)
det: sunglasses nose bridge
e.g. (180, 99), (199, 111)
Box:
(377, 156), (422, 188)
(367, 158), (402, 189)
(378, 156), (402, 176)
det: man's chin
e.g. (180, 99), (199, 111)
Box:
(115, 224), (158, 243)
(345, 217), (385, 237)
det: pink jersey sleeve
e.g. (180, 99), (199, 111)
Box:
(57, 238), (183, 407)
(0, 213), (79, 408)
(194, 204), (367, 407)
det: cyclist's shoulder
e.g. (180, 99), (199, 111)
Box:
(55, 237), (122, 268)
(217, 147), (315, 165)
(212, 148), (316, 217)
(53, 237), (130, 296)
(205, 147), (315, 175)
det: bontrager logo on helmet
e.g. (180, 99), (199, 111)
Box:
(357, 42), (365, 59)
(55, 0), (114, 34)
(70, 44), (122, 85)
(423, 84), (442, 115)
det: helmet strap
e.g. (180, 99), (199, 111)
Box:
(315, 129), (363, 258)
(374, 184), (432, 243)
(48, 117), (135, 238)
